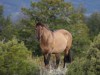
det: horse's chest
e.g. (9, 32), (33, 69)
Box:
(40, 44), (49, 53)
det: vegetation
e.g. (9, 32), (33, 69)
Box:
(86, 12), (100, 40)
(67, 22), (90, 58)
(0, 0), (100, 75)
(0, 37), (39, 75)
(21, 0), (90, 57)
(67, 33), (100, 75)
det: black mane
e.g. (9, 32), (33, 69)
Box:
(36, 22), (44, 27)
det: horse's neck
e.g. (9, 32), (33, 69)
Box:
(40, 27), (52, 44)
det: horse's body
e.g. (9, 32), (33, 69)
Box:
(35, 23), (72, 68)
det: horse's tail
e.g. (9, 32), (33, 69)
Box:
(66, 50), (72, 63)
(63, 50), (72, 68)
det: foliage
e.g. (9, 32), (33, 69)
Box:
(86, 12), (100, 39)
(20, 0), (87, 56)
(67, 33), (100, 75)
(17, 0), (74, 56)
(15, 17), (42, 56)
(0, 37), (39, 75)
(22, 0), (73, 24)
(0, 5), (3, 16)
(0, 5), (16, 41)
(67, 22), (91, 58)
(0, 17), (16, 41)
(0, 1), (100, 74)
(0, 5), (5, 39)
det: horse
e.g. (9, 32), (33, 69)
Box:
(35, 22), (72, 69)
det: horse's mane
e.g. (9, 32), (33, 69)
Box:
(36, 22), (44, 27)
(36, 22), (49, 30)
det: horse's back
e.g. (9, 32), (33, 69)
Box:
(52, 29), (72, 53)
(54, 29), (71, 36)
(54, 29), (72, 40)
(57, 29), (72, 49)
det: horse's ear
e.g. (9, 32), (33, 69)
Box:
(36, 22), (44, 27)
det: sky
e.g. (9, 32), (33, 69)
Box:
(0, 0), (100, 20)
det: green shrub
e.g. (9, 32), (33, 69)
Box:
(67, 22), (91, 58)
(67, 33), (100, 75)
(0, 37), (39, 75)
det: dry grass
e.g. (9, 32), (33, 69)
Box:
(31, 54), (68, 75)
(32, 54), (65, 68)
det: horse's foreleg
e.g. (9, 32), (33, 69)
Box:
(44, 53), (51, 69)
(55, 53), (60, 69)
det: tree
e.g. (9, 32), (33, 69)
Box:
(22, 0), (74, 24)
(0, 5), (4, 39)
(86, 12), (100, 40)
(18, 0), (87, 56)
(1, 16), (16, 41)
(0, 5), (16, 41)
(16, 0), (74, 56)
(15, 18), (42, 56)
(0, 37), (39, 75)
(67, 21), (91, 58)
(67, 33), (100, 75)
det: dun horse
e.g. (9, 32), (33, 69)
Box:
(35, 22), (72, 69)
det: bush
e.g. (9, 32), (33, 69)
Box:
(0, 37), (39, 75)
(67, 22), (91, 58)
(66, 33), (100, 75)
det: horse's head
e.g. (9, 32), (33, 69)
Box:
(35, 22), (44, 40)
